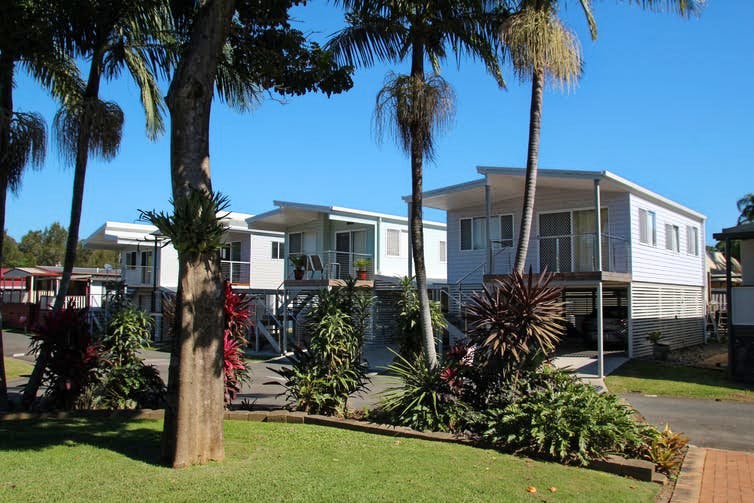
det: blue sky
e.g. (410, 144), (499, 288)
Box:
(7, 1), (753, 246)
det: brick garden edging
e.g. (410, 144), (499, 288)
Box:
(1, 408), (660, 482)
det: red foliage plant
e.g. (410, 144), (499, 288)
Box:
(30, 302), (102, 409)
(222, 282), (252, 405)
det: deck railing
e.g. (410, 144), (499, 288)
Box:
(537, 233), (629, 274)
(124, 265), (153, 286)
(221, 260), (251, 285)
(288, 250), (374, 281)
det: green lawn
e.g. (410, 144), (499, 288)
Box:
(3, 358), (32, 381)
(0, 419), (657, 502)
(606, 360), (754, 402)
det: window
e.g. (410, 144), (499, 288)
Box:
(639, 209), (657, 246)
(386, 229), (400, 256)
(220, 241), (241, 261)
(288, 232), (303, 254)
(271, 241), (284, 259)
(665, 224), (680, 252)
(125, 251), (137, 269)
(460, 217), (487, 250)
(439, 241), (447, 262)
(490, 215), (514, 249)
(686, 226), (699, 256)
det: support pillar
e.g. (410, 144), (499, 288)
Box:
(485, 183), (492, 275)
(594, 178), (604, 378)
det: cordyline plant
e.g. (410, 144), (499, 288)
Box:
(465, 269), (564, 376)
(28, 301), (102, 410)
(223, 281), (251, 405)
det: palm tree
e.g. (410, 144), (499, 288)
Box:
(737, 193), (754, 224)
(0, 1), (81, 411)
(21, 0), (171, 409)
(328, 0), (505, 368)
(503, 1), (588, 273)
(506, 0), (702, 274)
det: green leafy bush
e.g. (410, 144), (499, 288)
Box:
(395, 276), (446, 358)
(478, 367), (647, 466)
(78, 304), (164, 410)
(374, 351), (468, 432)
(272, 310), (368, 415)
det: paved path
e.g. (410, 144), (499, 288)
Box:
(622, 394), (754, 453)
(672, 448), (754, 503)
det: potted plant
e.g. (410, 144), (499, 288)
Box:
(647, 330), (670, 361)
(354, 258), (371, 281)
(289, 254), (307, 280)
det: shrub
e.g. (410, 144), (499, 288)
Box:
(223, 282), (252, 405)
(375, 351), (468, 432)
(465, 270), (564, 380)
(272, 310), (368, 415)
(84, 304), (165, 410)
(646, 424), (689, 476)
(478, 367), (647, 466)
(29, 303), (103, 410)
(395, 276), (446, 358)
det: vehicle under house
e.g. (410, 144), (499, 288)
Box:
(421, 167), (707, 376)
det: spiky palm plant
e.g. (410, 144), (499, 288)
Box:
(465, 270), (564, 376)
(328, 0), (505, 368)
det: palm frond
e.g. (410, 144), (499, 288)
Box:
(327, 18), (406, 68)
(3, 112), (47, 193)
(500, 7), (582, 89)
(374, 73), (455, 162)
(622, 0), (705, 17)
(53, 98), (124, 167)
(122, 46), (167, 140)
(577, 0), (598, 40)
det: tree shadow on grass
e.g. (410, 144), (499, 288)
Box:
(0, 416), (162, 465)
(612, 360), (754, 394)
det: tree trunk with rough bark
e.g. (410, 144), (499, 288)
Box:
(409, 43), (438, 369)
(0, 56), (13, 411)
(513, 70), (544, 274)
(160, 0), (236, 468)
(22, 52), (103, 409)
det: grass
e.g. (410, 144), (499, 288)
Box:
(0, 418), (657, 502)
(3, 358), (32, 381)
(606, 359), (754, 403)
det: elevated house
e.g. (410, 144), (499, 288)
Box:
(0, 265), (121, 330)
(84, 212), (285, 338)
(246, 201), (447, 364)
(713, 222), (754, 383)
(420, 167), (706, 376)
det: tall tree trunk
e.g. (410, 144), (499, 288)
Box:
(22, 53), (104, 409)
(161, 0), (236, 468)
(0, 56), (15, 411)
(409, 43), (437, 368)
(513, 70), (544, 274)
(0, 181), (8, 411)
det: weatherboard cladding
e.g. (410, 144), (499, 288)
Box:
(251, 233), (284, 290)
(628, 193), (705, 287)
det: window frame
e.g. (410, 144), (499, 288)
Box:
(639, 208), (657, 247)
(686, 225), (699, 256)
(271, 241), (284, 260)
(665, 224), (680, 253)
(386, 228), (401, 257)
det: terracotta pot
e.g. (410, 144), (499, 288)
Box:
(357, 270), (368, 281)
(294, 269), (305, 280)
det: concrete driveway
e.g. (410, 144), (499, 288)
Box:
(623, 394), (754, 453)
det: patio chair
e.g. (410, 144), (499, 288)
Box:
(308, 254), (327, 279)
